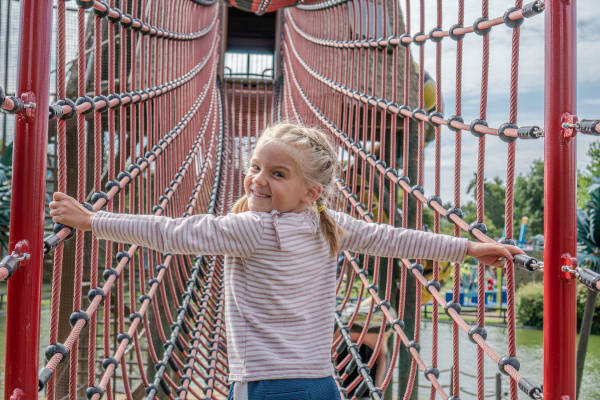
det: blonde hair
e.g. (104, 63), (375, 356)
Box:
(232, 123), (343, 256)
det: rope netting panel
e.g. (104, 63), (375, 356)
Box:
(35, 1), (233, 399)
(281, 0), (545, 399)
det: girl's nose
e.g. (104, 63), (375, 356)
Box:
(253, 170), (267, 185)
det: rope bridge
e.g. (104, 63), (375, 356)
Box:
(1, 1), (597, 400)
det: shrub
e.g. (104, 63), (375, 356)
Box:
(576, 286), (600, 334)
(516, 281), (600, 333)
(515, 281), (544, 328)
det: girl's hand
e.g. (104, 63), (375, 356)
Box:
(49, 192), (96, 232)
(466, 241), (524, 268)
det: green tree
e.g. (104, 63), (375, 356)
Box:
(577, 141), (600, 209)
(514, 160), (545, 237)
(461, 175), (506, 239)
(575, 177), (600, 399)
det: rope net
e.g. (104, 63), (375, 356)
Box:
(2, 0), (577, 399)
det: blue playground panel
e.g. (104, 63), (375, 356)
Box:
(444, 290), (507, 307)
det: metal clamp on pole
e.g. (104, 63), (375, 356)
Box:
(514, 254), (543, 272)
(562, 265), (600, 292)
(0, 249), (30, 281)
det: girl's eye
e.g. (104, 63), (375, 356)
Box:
(273, 171), (284, 178)
(250, 165), (260, 172)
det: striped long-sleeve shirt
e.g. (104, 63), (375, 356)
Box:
(92, 209), (468, 383)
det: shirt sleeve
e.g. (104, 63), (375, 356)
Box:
(331, 210), (468, 263)
(92, 211), (264, 257)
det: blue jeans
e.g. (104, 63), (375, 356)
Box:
(227, 377), (342, 400)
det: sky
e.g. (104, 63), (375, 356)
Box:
(407, 0), (600, 202)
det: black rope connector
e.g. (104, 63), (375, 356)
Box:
(120, 13), (133, 28)
(446, 207), (464, 222)
(56, 98), (77, 120)
(411, 185), (424, 196)
(105, 180), (121, 194)
(468, 325), (488, 343)
(576, 119), (600, 135)
(444, 301), (462, 316)
(43, 234), (61, 254)
(514, 254), (543, 272)
(392, 319), (405, 329)
(116, 251), (131, 262)
(406, 340), (420, 353)
(573, 267), (600, 291)
(107, 7), (122, 23)
(498, 355), (520, 375)
(38, 368), (52, 391)
(88, 287), (106, 302)
(117, 332), (132, 344)
(93, 95), (110, 113)
(103, 268), (119, 281)
(429, 27), (443, 43)
(468, 221), (488, 238)
(449, 24), (465, 41)
(93, 1), (110, 18)
(410, 263), (424, 275)
(102, 357), (118, 369)
(412, 32), (425, 46)
(75, 96), (95, 114)
(45, 342), (68, 361)
(52, 222), (75, 239)
(447, 115), (464, 131)
(128, 163), (141, 174)
(473, 17), (492, 36)
(522, 0), (545, 17)
(48, 104), (64, 120)
(504, 7), (524, 28)
(155, 264), (167, 273)
(498, 122), (518, 143)
(152, 205), (165, 214)
(428, 111), (444, 127)
(148, 278), (160, 287)
(117, 171), (133, 181)
(120, 92), (133, 105)
(398, 104), (412, 116)
(129, 312), (142, 323)
(139, 294), (152, 304)
(91, 191), (109, 205)
(398, 33), (411, 47)
(86, 386), (104, 400)
(69, 310), (90, 328)
(518, 377), (543, 399)
(470, 118), (488, 137)
(517, 125), (544, 139)
(0, 253), (20, 279)
(374, 300), (391, 313)
(424, 367), (440, 381)
(367, 283), (378, 293)
(107, 93), (122, 108)
(425, 280), (441, 294)
(427, 195), (442, 209)
(412, 108), (426, 120)
(75, 0), (95, 9)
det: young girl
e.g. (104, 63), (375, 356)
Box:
(50, 123), (522, 400)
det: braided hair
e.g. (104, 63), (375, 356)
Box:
(232, 123), (343, 255)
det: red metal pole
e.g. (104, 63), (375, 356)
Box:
(3, 1), (53, 399)
(544, 0), (577, 399)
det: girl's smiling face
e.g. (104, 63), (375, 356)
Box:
(244, 141), (321, 213)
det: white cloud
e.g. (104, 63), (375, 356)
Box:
(402, 0), (600, 203)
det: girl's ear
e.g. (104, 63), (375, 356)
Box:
(305, 183), (323, 204)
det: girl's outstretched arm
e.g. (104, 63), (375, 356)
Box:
(332, 210), (524, 266)
(49, 192), (264, 256)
